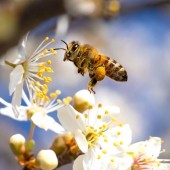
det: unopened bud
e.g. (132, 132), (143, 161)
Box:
(9, 134), (25, 156)
(37, 150), (58, 170)
(73, 89), (95, 113)
(25, 139), (35, 152)
(50, 136), (67, 155)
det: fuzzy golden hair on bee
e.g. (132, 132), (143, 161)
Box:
(55, 40), (128, 94)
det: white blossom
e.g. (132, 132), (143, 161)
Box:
(0, 86), (65, 134)
(5, 34), (57, 116)
(58, 99), (132, 170)
(127, 137), (170, 170)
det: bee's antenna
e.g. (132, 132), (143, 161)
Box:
(53, 48), (66, 51)
(61, 40), (68, 50)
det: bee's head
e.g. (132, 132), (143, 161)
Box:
(61, 40), (80, 61)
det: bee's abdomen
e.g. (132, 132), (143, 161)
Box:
(104, 57), (128, 81)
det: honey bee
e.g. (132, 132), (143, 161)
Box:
(56, 40), (128, 93)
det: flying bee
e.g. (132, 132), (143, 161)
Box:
(55, 40), (128, 93)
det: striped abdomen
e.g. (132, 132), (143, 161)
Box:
(103, 56), (128, 81)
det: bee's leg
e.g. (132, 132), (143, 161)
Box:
(78, 68), (85, 76)
(88, 73), (97, 94)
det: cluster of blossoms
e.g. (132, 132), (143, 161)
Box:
(0, 35), (170, 170)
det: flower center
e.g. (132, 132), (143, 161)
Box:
(27, 107), (45, 119)
(86, 131), (99, 147)
(132, 154), (159, 170)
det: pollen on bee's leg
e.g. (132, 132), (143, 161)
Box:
(95, 66), (106, 81)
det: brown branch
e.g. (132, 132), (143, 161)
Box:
(0, 0), (65, 57)
(0, 0), (169, 57)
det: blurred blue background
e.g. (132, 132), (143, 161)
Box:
(0, 0), (170, 169)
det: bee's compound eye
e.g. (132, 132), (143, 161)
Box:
(72, 44), (79, 52)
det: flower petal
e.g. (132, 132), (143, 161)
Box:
(145, 137), (161, 158)
(44, 115), (65, 134)
(75, 129), (88, 153)
(73, 155), (84, 170)
(57, 105), (86, 133)
(31, 112), (46, 129)
(31, 113), (65, 133)
(0, 106), (28, 121)
(12, 81), (24, 117)
(9, 65), (24, 95)
(17, 33), (28, 61)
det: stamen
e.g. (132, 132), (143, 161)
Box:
(102, 150), (107, 154)
(97, 115), (102, 119)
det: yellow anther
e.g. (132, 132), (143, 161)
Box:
(50, 93), (57, 99)
(53, 51), (57, 55)
(43, 49), (48, 55)
(43, 89), (48, 95)
(45, 67), (53, 73)
(40, 63), (45, 67)
(105, 110), (109, 114)
(119, 141), (123, 145)
(45, 37), (49, 41)
(84, 114), (88, 118)
(47, 60), (52, 65)
(157, 162), (161, 167)
(76, 114), (80, 119)
(43, 76), (52, 83)
(117, 131), (121, 136)
(119, 122), (123, 127)
(113, 142), (118, 147)
(51, 39), (55, 43)
(63, 97), (72, 105)
(33, 99), (36, 104)
(88, 105), (93, 110)
(102, 150), (107, 154)
(97, 115), (101, 119)
(50, 48), (54, 53)
(98, 103), (102, 108)
(55, 90), (61, 95)
(102, 124), (107, 129)
(112, 117), (117, 122)
(35, 81), (41, 87)
(57, 99), (62, 103)
(66, 96), (72, 103)
(110, 158), (115, 163)
(104, 139), (108, 142)
(44, 96), (50, 102)
(97, 155), (101, 159)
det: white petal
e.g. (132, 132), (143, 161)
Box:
(73, 155), (84, 170)
(57, 105), (86, 133)
(0, 106), (28, 121)
(18, 33), (29, 61)
(31, 113), (65, 133)
(5, 48), (24, 64)
(83, 149), (102, 170)
(12, 81), (24, 117)
(145, 137), (161, 158)
(101, 106), (120, 123)
(31, 112), (46, 129)
(75, 129), (88, 153)
(44, 115), (65, 134)
(9, 65), (24, 95)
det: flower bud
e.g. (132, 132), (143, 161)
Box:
(25, 139), (35, 152)
(50, 136), (67, 155)
(9, 134), (25, 156)
(73, 89), (95, 113)
(36, 150), (58, 170)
